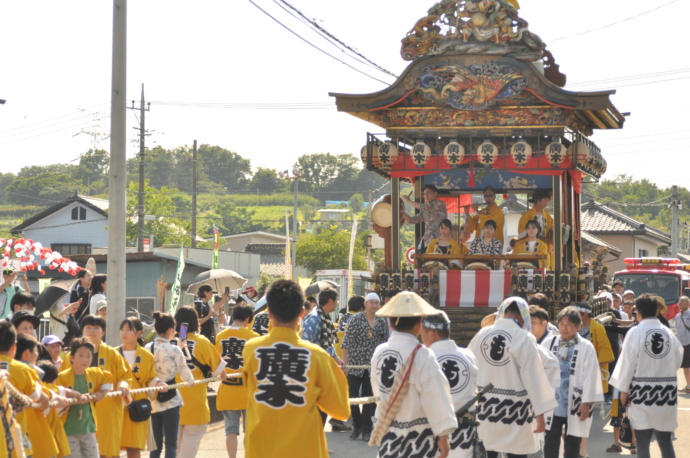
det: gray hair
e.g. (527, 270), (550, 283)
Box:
(557, 306), (582, 327)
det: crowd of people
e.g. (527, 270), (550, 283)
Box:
(0, 269), (687, 458)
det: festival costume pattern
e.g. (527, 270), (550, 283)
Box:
(177, 333), (226, 426)
(215, 326), (259, 411)
(371, 331), (457, 458)
(541, 334), (604, 438)
(430, 339), (478, 458)
(468, 319), (557, 455)
(610, 318), (683, 432)
(242, 327), (350, 458)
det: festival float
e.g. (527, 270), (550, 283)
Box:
(330, 0), (625, 341)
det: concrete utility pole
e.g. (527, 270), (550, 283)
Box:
(107, 0), (127, 345)
(191, 140), (198, 248)
(130, 84), (150, 252)
(671, 184), (680, 257)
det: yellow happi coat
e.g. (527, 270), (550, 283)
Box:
(242, 327), (350, 458)
(178, 333), (226, 425)
(61, 343), (132, 456)
(518, 207), (554, 269)
(466, 204), (506, 245)
(119, 345), (159, 450)
(44, 382), (71, 457)
(215, 326), (259, 411)
(513, 238), (549, 269)
(0, 355), (59, 458)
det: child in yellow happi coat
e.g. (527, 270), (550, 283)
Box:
(119, 317), (163, 457)
(57, 337), (113, 458)
(60, 315), (132, 458)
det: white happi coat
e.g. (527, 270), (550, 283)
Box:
(468, 319), (557, 455)
(537, 333), (560, 389)
(541, 334), (604, 437)
(371, 331), (458, 458)
(430, 339), (478, 458)
(610, 318), (683, 432)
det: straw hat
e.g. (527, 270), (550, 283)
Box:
(376, 291), (439, 317)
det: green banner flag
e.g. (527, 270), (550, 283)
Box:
(212, 225), (219, 269)
(168, 245), (185, 314)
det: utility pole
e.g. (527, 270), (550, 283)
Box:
(671, 185), (680, 257)
(107, 0), (127, 346)
(191, 140), (198, 248)
(130, 84), (150, 252)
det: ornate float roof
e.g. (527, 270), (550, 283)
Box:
(330, 0), (625, 137)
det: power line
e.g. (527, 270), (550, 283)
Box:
(549, 0), (679, 42)
(0, 118), (106, 146)
(0, 102), (109, 134)
(246, 0), (390, 85)
(150, 101), (334, 109)
(566, 68), (690, 88)
(273, 0), (397, 78)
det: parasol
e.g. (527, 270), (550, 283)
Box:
(186, 269), (247, 295)
(35, 279), (77, 316)
(304, 280), (339, 297)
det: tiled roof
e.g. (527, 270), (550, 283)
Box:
(245, 243), (284, 254)
(261, 263), (288, 277)
(580, 200), (670, 243)
(581, 231), (622, 255)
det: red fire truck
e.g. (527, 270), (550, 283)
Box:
(613, 258), (690, 319)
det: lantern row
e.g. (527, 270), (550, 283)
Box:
(361, 139), (606, 176)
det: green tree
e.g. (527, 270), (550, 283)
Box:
(0, 173), (17, 204)
(76, 149), (109, 186)
(349, 193), (364, 212)
(296, 225), (366, 273)
(7, 165), (83, 205)
(210, 202), (263, 236)
(249, 168), (286, 194)
(126, 180), (191, 247)
(198, 144), (251, 192)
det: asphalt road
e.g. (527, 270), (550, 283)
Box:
(132, 368), (690, 457)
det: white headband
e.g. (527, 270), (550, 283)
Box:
(422, 320), (451, 330)
(575, 306), (591, 314)
(365, 292), (380, 302)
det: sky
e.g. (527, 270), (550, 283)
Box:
(1, 0), (689, 196)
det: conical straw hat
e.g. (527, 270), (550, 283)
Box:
(376, 291), (438, 317)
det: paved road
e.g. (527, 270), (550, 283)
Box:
(132, 368), (690, 457)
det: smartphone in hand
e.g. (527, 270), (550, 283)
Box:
(179, 322), (188, 340)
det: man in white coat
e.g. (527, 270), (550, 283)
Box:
(422, 311), (478, 458)
(610, 293), (683, 458)
(370, 292), (458, 458)
(469, 297), (557, 458)
(540, 306), (603, 458)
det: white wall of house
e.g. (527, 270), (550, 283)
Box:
(221, 232), (285, 252)
(19, 202), (108, 251)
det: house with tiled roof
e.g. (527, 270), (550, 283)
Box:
(581, 200), (670, 272)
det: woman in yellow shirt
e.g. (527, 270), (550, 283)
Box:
(518, 189), (554, 269)
(513, 219), (549, 269)
(119, 317), (163, 458)
(174, 306), (227, 457)
(425, 219), (468, 268)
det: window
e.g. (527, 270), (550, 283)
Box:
(71, 206), (86, 220)
(638, 249), (649, 257)
(51, 244), (91, 255)
(125, 297), (157, 321)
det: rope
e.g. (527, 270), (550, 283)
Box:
(349, 395), (379, 405)
(7, 372), (382, 409)
(345, 365), (370, 370)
